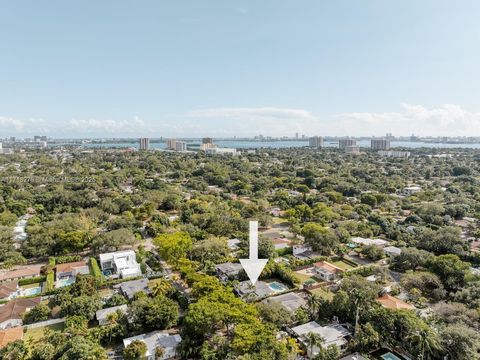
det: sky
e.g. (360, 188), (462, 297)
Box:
(1, 0), (480, 138)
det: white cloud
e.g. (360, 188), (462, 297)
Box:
(66, 116), (146, 135)
(0, 104), (479, 137)
(333, 103), (480, 136)
(0, 116), (25, 131)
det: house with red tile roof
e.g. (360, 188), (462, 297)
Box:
(313, 261), (344, 281)
(55, 261), (89, 287)
(0, 326), (24, 349)
(0, 281), (18, 300)
(377, 294), (415, 310)
(0, 297), (41, 329)
(0, 265), (42, 284)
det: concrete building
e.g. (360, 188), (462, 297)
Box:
(202, 137), (213, 144)
(55, 261), (90, 287)
(345, 145), (360, 154)
(290, 321), (351, 357)
(215, 262), (243, 282)
(378, 150), (410, 159)
(0, 143), (14, 155)
(166, 139), (177, 150)
(99, 250), (142, 279)
(371, 138), (390, 150)
(313, 261), (344, 281)
(309, 136), (324, 148)
(338, 138), (356, 149)
(205, 147), (237, 156)
(174, 141), (187, 152)
(139, 138), (150, 150)
(123, 331), (182, 360)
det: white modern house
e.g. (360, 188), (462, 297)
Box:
(123, 331), (182, 360)
(290, 321), (351, 358)
(99, 250), (142, 279)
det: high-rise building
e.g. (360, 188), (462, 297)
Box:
(295, 132), (299, 139)
(309, 136), (324, 148)
(166, 139), (177, 150)
(139, 138), (150, 150)
(345, 145), (360, 155)
(339, 138), (356, 149)
(371, 139), (390, 150)
(175, 141), (187, 152)
(202, 137), (213, 144)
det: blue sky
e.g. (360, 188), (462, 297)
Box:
(1, 0), (480, 138)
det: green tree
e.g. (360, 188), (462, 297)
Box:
(123, 340), (147, 360)
(154, 232), (192, 264)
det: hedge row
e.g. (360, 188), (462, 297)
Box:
(89, 257), (104, 285)
(18, 276), (47, 286)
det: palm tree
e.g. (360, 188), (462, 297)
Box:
(151, 278), (172, 297)
(307, 294), (322, 320)
(155, 346), (165, 360)
(304, 332), (325, 359)
(408, 328), (441, 360)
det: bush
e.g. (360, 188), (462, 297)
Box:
(55, 255), (82, 264)
(45, 271), (54, 291)
(18, 276), (46, 286)
(89, 257), (104, 285)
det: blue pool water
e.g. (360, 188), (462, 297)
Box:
(22, 287), (42, 296)
(268, 281), (288, 292)
(57, 277), (76, 287)
(381, 353), (402, 360)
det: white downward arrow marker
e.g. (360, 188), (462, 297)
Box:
(239, 221), (268, 285)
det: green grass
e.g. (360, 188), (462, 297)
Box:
(24, 323), (65, 344)
(294, 271), (317, 284)
(308, 286), (334, 300)
(330, 259), (356, 270)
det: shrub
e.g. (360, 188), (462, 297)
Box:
(18, 276), (46, 286)
(89, 257), (104, 285)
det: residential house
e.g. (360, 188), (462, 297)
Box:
(96, 304), (128, 325)
(235, 281), (276, 301)
(402, 186), (421, 196)
(215, 262), (243, 282)
(0, 265), (42, 284)
(350, 237), (388, 248)
(0, 326), (24, 349)
(0, 281), (18, 300)
(272, 238), (292, 250)
(114, 278), (149, 300)
(377, 294), (415, 310)
(290, 321), (351, 358)
(123, 330), (182, 360)
(99, 250), (142, 279)
(313, 261), (344, 281)
(262, 292), (307, 313)
(383, 246), (402, 257)
(293, 244), (319, 259)
(0, 297), (41, 329)
(55, 261), (90, 287)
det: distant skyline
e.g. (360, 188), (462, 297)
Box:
(1, 1), (480, 138)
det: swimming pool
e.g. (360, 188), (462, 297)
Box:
(381, 353), (402, 360)
(21, 287), (42, 296)
(268, 281), (288, 292)
(57, 277), (76, 287)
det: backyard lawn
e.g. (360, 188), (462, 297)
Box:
(308, 286), (334, 300)
(24, 323), (65, 344)
(330, 259), (357, 270)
